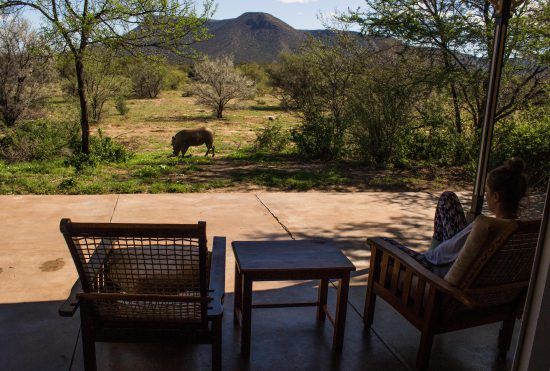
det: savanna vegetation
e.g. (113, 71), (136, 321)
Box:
(0, 0), (548, 195)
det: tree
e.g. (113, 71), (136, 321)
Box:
(271, 34), (368, 160)
(126, 56), (167, 99)
(350, 51), (423, 167)
(0, 15), (52, 126)
(0, 0), (215, 153)
(193, 55), (255, 119)
(60, 48), (131, 122)
(344, 0), (549, 132)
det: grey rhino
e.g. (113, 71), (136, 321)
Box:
(171, 127), (215, 158)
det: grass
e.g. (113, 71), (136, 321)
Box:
(0, 90), (466, 194)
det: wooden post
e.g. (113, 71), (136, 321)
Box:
(469, 0), (513, 220)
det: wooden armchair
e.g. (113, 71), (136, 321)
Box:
(363, 219), (541, 370)
(58, 219), (226, 371)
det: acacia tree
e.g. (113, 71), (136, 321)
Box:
(0, 0), (215, 154)
(0, 15), (52, 126)
(344, 0), (549, 132)
(193, 55), (254, 118)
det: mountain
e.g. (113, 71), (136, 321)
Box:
(192, 12), (306, 63)
(166, 12), (395, 63)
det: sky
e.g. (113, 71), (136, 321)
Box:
(213, 0), (366, 29)
(23, 0), (367, 31)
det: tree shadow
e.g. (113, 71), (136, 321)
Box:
(249, 105), (285, 112)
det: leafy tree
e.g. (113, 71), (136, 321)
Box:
(350, 51), (424, 167)
(193, 55), (255, 118)
(0, 0), (215, 153)
(126, 56), (167, 99)
(271, 34), (367, 160)
(344, 0), (549, 132)
(60, 48), (131, 122)
(0, 15), (52, 126)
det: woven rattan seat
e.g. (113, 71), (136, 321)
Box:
(58, 219), (226, 371)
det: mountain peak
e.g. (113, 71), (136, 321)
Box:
(235, 12), (293, 32)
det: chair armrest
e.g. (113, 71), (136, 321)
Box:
(368, 237), (476, 307)
(208, 236), (226, 316)
(58, 279), (82, 317)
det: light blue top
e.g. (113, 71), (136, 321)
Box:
(424, 222), (474, 265)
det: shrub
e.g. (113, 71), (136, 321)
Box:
(492, 107), (550, 186)
(181, 86), (194, 97)
(163, 67), (187, 90)
(254, 119), (290, 152)
(291, 114), (338, 160)
(115, 96), (130, 116)
(126, 56), (167, 99)
(67, 129), (132, 170)
(0, 120), (79, 162)
(238, 63), (271, 97)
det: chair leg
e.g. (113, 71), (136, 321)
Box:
(363, 283), (376, 329)
(416, 330), (434, 371)
(498, 318), (515, 358)
(212, 316), (222, 371)
(81, 325), (97, 371)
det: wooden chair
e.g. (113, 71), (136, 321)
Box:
(58, 219), (226, 371)
(363, 219), (541, 370)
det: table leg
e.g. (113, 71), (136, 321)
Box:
(234, 264), (242, 324)
(241, 276), (253, 356)
(317, 278), (329, 321)
(333, 273), (350, 352)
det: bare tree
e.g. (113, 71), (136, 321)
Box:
(0, 15), (52, 126)
(193, 55), (255, 119)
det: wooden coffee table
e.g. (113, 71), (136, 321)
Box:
(231, 240), (356, 356)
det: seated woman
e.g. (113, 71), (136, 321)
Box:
(390, 158), (528, 277)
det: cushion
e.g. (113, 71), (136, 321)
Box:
(444, 215), (518, 287)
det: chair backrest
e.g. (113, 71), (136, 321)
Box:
(447, 219), (541, 310)
(60, 219), (209, 324)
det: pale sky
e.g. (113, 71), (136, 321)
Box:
(23, 0), (367, 30)
(213, 0), (366, 29)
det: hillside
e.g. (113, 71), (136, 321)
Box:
(158, 12), (394, 63)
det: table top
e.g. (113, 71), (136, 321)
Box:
(232, 240), (356, 273)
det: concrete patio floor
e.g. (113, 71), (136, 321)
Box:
(1, 192), (539, 371)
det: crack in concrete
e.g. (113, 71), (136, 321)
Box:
(109, 195), (120, 223)
(255, 194), (295, 240)
(254, 193), (408, 369)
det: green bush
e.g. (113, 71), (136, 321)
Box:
(181, 86), (194, 97)
(115, 96), (129, 116)
(254, 119), (290, 152)
(291, 114), (342, 160)
(163, 67), (187, 90)
(492, 107), (550, 185)
(125, 56), (167, 99)
(0, 120), (79, 162)
(68, 129), (132, 171)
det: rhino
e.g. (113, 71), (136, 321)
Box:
(171, 127), (215, 158)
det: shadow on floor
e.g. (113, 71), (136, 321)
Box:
(1, 278), (517, 371)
